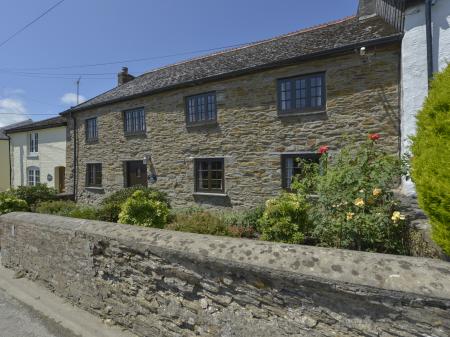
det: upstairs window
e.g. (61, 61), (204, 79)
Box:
(28, 167), (40, 186)
(186, 92), (217, 125)
(124, 108), (146, 135)
(85, 118), (98, 142)
(86, 163), (102, 187)
(29, 132), (38, 154)
(281, 153), (321, 189)
(278, 73), (326, 114)
(194, 158), (224, 193)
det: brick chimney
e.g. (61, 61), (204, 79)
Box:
(358, 0), (377, 18)
(117, 67), (135, 86)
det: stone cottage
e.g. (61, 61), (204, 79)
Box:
(62, 3), (404, 209)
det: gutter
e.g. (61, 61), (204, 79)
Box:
(61, 34), (403, 116)
(425, 0), (434, 80)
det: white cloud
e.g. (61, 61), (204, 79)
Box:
(0, 98), (29, 127)
(61, 93), (86, 106)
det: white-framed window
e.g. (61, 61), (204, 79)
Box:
(28, 167), (40, 186)
(29, 132), (39, 154)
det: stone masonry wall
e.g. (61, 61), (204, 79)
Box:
(1, 212), (449, 337)
(65, 43), (401, 209)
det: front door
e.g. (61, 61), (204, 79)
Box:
(126, 161), (148, 187)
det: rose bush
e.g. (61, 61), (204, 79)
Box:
(292, 135), (410, 254)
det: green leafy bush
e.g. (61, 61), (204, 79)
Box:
(68, 206), (99, 220)
(36, 200), (99, 220)
(293, 137), (410, 254)
(118, 190), (169, 228)
(258, 193), (311, 244)
(411, 66), (450, 255)
(98, 186), (170, 222)
(8, 184), (57, 210)
(36, 200), (78, 216)
(222, 206), (264, 238)
(0, 193), (28, 215)
(167, 210), (230, 236)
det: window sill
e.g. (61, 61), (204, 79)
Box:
(193, 192), (227, 197)
(124, 132), (147, 138)
(85, 186), (104, 191)
(85, 139), (99, 144)
(278, 110), (326, 118)
(186, 121), (218, 129)
(27, 154), (39, 159)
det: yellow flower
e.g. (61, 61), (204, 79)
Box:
(391, 211), (406, 223)
(346, 212), (355, 221)
(372, 188), (382, 197)
(354, 198), (365, 207)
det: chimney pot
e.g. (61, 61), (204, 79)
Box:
(118, 66), (134, 86)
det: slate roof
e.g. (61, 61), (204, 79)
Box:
(0, 119), (33, 139)
(5, 116), (66, 134)
(65, 15), (401, 114)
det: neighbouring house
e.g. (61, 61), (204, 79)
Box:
(62, 1), (404, 209)
(401, 0), (450, 195)
(6, 117), (67, 193)
(0, 119), (33, 191)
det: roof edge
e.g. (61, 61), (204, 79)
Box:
(62, 33), (402, 116)
(6, 121), (67, 134)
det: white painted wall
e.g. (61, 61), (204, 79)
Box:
(401, 0), (450, 195)
(9, 126), (66, 191)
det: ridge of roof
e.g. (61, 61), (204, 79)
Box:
(5, 116), (66, 134)
(65, 15), (401, 114)
(136, 16), (358, 79)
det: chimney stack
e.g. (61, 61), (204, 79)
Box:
(117, 67), (135, 86)
(358, 0), (377, 18)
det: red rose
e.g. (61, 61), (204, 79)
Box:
(369, 133), (381, 141)
(318, 145), (329, 154)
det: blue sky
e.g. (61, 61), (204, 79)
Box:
(0, 0), (358, 126)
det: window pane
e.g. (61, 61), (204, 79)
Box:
(280, 74), (324, 112)
(124, 109), (145, 133)
(187, 93), (217, 124)
(195, 159), (224, 192)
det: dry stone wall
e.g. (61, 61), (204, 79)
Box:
(2, 212), (449, 337)
(65, 43), (401, 209)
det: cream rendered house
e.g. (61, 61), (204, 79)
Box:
(0, 120), (33, 191)
(6, 116), (67, 192)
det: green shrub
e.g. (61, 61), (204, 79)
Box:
(411, 66), (450, 255)
(36, 200), (78, 216)
(9, 184), (57, 210)
(294, 137), (410, 254)
(118, 190), (169, 228)
(222, 206), (264, 238)
(167, 210), (230, 236)
(258, 193), (311, 244)
(68, 206), (99, 220)
(36, 200), (99, 220)
(98, 186), (170, 222)
(0, 193), (28, 215)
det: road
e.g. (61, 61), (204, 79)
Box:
(0, 288), (78, 337)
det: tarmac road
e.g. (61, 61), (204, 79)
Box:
(0, 288), (79, 337)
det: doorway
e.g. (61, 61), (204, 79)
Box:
(125, 161), (148, 187)
(54, 166), (65, 193)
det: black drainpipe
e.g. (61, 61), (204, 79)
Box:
(8, 136), (12, 189)
(71, 110), (77, 201)
(425, 0), (434, 81)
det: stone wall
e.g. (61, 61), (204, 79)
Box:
(65, 43), (401, 209)
(1, 212), (449, 337)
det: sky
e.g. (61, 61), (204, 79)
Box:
(0, 0), (358, 127)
